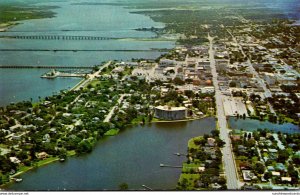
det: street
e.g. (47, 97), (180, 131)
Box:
(208, 34), (240, 190)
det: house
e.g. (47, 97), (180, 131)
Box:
(267, 166), (275, 172)
(275, 163), (287, 172)
(198, 167), (205, 172)
(211, 183), (222, 190)
(238, 145), (247, 153)
(43, 134), (51, 143)
(9, 157), (21, 164)
(268, 149), (278, 153)
(37, 152), (48, 159)
(207, 138), (216, 147)
(242, 170), (256, 181)
(231, 135), (241, 142)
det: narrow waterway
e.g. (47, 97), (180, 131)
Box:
(7, 118), (216, 190)
(228, 117), (300, 134)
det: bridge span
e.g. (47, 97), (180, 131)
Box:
(0, 65), (94, 69)
(0, 35), (117, 41)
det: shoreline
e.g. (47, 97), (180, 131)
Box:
(0, 22), (18, 32)
(0, 151), (76, 189)
(0, 116), (210, 190)
(151, 115), (211, 123)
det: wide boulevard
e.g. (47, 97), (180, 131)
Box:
(208, 34), (240, 190)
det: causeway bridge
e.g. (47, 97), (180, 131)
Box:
(0, 65), (94, 69)
(0, 35), (117, 40)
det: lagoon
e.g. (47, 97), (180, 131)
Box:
(228, 117), (300, 134)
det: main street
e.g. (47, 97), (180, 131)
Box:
(208, 34), (240, 190)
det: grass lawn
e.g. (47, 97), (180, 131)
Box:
(67, 150), (76, 156)
(104, 129), (120, 136)
(182, 162), (200, 173)
(88, 80), (101, 88)
(15, 156), (59, 177)
(188, 136), (203, 150)
(178, 173), (200, 190)
(131, 115), (148, 125)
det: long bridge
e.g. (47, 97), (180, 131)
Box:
(0, 65), (94, 69)
(0, 49), (170, 52)
(0, 35), (117, 40)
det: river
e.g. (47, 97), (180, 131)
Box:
(0, 0), (175, 106)
(7, 118), (216, 190)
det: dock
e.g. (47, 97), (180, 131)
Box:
(173, 152), (187, 156)
(160, 163), (182, 168)
(142, 185), (153, 190)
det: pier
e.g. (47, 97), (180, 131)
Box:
(141, 185), (153, 190)
(159, 163), (182, 168)
(173, 152), (187, 156)
(0, 65), (94, 69)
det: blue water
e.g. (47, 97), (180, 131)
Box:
(0, 0), (175, 106)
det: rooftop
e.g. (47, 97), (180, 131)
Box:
(155, 106), (187, 111)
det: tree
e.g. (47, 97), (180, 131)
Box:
(247, 133), (252, 140)
(277, 150), (289, 163)
(242, 113), (246, 120)
(211, 130), (220, 137)
(119, 183), (129, 190)
(216, 138), (225, 147)
(184, 90), (194, 99)
(264, 172), (272, 180)
(229, 81), (237, 88)
(76, 140), (93, 154)
(203, 134), (209, 140)
(254, 162), (265, 174)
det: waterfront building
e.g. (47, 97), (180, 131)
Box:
(154, 106), (187, 120)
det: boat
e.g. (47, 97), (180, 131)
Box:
(12, 178), (23, 182)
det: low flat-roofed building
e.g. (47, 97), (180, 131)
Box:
(159, 59), (176, 67)
(201, 86), (215, 94)
(281, 177), (292, 182)
(155, 106), (187, 120)
(271, 171), (280, 176)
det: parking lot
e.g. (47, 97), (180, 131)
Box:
(222, 96), (248, 117)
